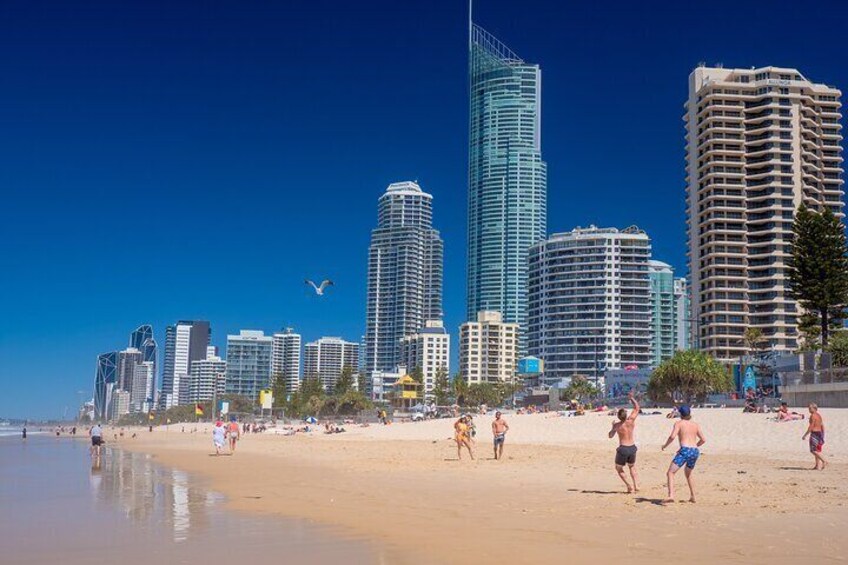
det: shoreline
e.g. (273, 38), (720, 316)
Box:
(120, 409), (848, 564)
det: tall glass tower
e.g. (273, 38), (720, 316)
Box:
(467, 12), (547, 346)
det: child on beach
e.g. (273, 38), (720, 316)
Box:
(802, 404), (827, 470)
(661, 405), (706, 504)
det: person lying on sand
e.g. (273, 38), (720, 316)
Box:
(776, 402), (804, 422)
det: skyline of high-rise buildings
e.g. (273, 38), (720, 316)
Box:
(466, 19), (547, 348)
(685, 65), (843, 362)
(84, 14), (845, 419)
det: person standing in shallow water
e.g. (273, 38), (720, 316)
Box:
(22, 426), (26, 441)
(608, 392), (640, 493)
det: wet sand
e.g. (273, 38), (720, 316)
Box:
(0, 436), (379, 565)
(122, 409), (848, 564)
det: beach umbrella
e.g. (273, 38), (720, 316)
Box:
(303, 416), (318, 424)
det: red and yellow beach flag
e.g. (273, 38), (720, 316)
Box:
(195, 404), (204, 416)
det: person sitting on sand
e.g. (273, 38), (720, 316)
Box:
(608, 392), (640, 493)
(777, 402), (804, 422)
(661, 405), (706, 504)
(802, 404), (827, 471)
(454, 416), (474, 460)
(666, 406), (680, 419)
(212, 420), (226, 455)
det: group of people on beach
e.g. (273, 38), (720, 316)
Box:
(212, 418), (241, 455)
(452, 392), (829, 504)
(610, 394), (828, 502)
(453, 410), (510, 461)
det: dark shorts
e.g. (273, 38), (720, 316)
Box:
(91, 436), (103, 447)
(615, 445), (637, 466)
(494, 433), (505, 446)
(810, 431), (824, 453)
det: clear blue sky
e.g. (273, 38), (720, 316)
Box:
(1, 0), (846, 419)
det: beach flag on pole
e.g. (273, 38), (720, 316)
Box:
(195, 404), (204, 416)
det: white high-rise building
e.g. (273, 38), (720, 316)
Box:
(303, 337), (359, 391)
(189, 348), (227, 403)
(400, 320), (450, 398)
(527, 226), (653, 382)
(272, 328), (302, 394)
(131, 361), (155, 413)
(225, 330), (273, 400)
(109, 389), (131, 421)
(685, 65), (843, 361)
(161, 320), (210, 408)
(674, 278), (691, 351)
(365, 181), (443, 375)
(459, 311), (518, 385)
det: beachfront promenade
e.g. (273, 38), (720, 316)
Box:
(118, 408), (848, 564)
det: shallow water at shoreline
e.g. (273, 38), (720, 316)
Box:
(0, 436), (378, 565)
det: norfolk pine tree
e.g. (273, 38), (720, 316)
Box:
(788, 204), (848, 348)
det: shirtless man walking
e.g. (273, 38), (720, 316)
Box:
(802, 403), (827, 470)
(608, 392), (639, 493)
(661, 405), (706, 504)
(491, 411), (509, 460)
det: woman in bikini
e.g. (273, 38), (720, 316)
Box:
(454, 416), (474, 460)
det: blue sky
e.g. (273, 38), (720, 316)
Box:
(1, 0), (846, 419)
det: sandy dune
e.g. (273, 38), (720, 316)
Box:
(121, 408), (848, 564)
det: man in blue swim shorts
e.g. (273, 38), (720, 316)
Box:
(661, 405), (706, 504)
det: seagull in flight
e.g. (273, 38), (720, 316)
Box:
(305, 279), (334, 296)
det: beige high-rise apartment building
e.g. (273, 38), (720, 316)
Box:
(459, 311), (518, 385)
(685, 65), (843, 362)
(400, 320), (450, 398)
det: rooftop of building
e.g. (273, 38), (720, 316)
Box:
(546, 225), (649, 241)
(383, 181), (430, 197)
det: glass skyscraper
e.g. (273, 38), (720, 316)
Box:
(467, 17), (547, 346)
(648, 260), (676, 367)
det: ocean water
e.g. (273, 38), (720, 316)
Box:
(0, 435), (378, 564)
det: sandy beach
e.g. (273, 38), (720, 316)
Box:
(121, 408), (848, 564)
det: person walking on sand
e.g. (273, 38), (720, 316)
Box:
(608, 392), (640, 493)
(226, 417), (240, 454)
(491, 411), (509, 460)
(661, 405), (705, 504)
(212, 420), (226, 456)
(454, 416), (474, 460)
(802, 403), (827, 470)
(90, 423), (104, 457)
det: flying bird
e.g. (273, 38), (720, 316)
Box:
(305, 279), (334, 296)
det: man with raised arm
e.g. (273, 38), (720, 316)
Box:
(661, 405), (706, 504)
(608, 392), (640, 493)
